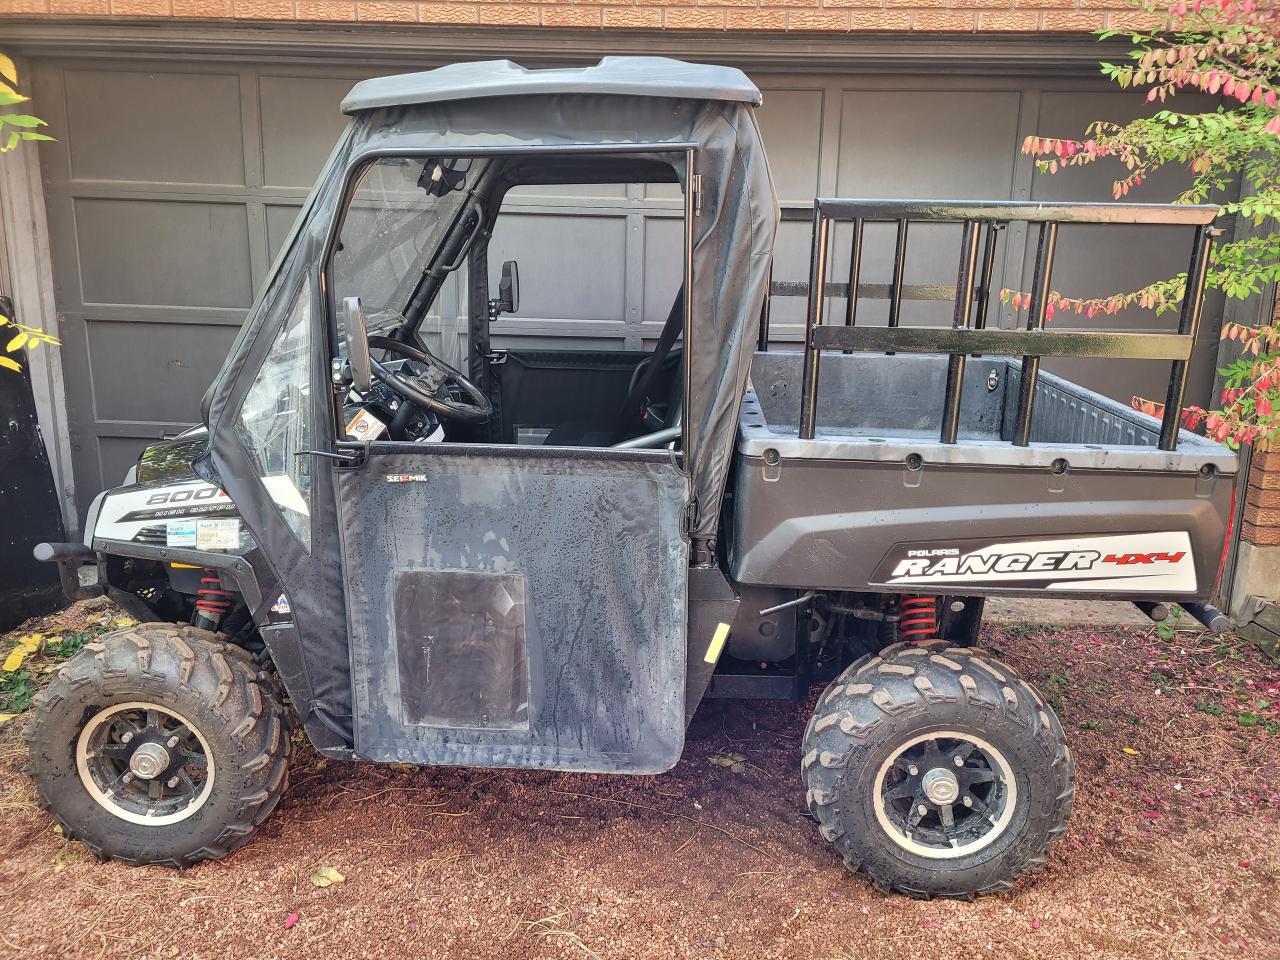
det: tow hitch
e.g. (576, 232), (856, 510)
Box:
(32, 542), (103, 603)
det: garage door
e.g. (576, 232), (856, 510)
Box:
(33, 60), (1226, 517)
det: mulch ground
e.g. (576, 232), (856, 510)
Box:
(0, 604), (1277, 960)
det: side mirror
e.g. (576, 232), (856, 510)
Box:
(489, 260), (519, 320)
(341, 296), (372, 393)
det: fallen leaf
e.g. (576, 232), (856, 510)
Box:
(1141, 810), (1161, 819)
(0, 713), (17, 725)
(1122, 747), (1140, 756)
(2, 634), (43, 672)
(310, 867), (345, 888)
(284, 912), (299, 930)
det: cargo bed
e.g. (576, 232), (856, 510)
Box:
(728, 351), (1236, 600)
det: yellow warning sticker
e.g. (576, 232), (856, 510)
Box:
(704, 622), (731, 664)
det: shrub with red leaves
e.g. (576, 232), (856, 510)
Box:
(1008, 0), (1280, 448)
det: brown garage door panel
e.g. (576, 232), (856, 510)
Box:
(74, 198), (254, 310)
(62, 67), (246, 186)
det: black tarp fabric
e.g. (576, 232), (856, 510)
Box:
(202, 62), (777, 756)
(347, 92), (777, 540)
(337, 445), (689, 772)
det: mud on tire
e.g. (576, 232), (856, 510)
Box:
(24, 623), (292, 867)
(801, 640), (1074, 899)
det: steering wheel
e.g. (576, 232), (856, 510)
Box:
(366, 335), (492, 424)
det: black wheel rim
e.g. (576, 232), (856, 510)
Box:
(76, 702), (214, 825)
(873, 730), (1016, 859)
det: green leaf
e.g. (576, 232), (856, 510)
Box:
(19, 131), (54, 142)
(0, 86), (28, 106)
(0, 115), (46, 129)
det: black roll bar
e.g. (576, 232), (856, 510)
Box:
(787, 198), (1220, 451)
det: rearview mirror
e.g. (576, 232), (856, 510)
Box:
(489, 260), (519, 320)
(419, 158), (472, 197)
(341, 296), (372, 393)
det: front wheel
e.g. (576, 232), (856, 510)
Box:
(802, 641), (1074, 899)
(24, 623), (291, 866)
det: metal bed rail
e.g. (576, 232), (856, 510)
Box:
(775, 198), (1220, 452)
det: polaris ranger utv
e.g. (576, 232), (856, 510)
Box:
(29, 57), (1236, 898)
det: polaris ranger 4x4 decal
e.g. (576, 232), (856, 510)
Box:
(872, 532), (1197, 593)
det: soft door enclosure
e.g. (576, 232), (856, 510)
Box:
(336, 444), (689, 773)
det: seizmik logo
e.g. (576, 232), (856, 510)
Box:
(891, 546), (1186, 579)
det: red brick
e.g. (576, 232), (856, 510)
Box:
(823, 0), (885, 8)
(540, 4), (600, 24)
(1248, 485), (1280, 509)
(1014, 0), (1073, 8)
(1105, 9), (1164, 29)
(1252, 447), (1280, 472)
(604, 5), (661, 24)
(977, 9), (1037, 29)
(1242, 520), (1280, 546)
(51, 0), (109, 11)
(0, 0), (51, 10)
(477, 1), (537, 21)
(356, 0), (415, 18)
(1042, 10), (1104, 30)
(664, 6), (723, 26)
(173, 0), (233, 13)
(1243, 502), (1280, 528)
(950, 0), (1017, 8)
(111, 0), (172, 12)
(725, 7), (786, 27)
(233, 0), (292, 16)
(418, 0), (477, 18)
(296, 0), (355, 17)
(914, 9), (976, 29)
(847, 9), (909, 28)
(1250, 467), (1280, 490)
(787, 8), (847, 28)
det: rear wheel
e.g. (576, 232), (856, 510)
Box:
(25, 623), (291, 866)
(802, 640), (1073, 898)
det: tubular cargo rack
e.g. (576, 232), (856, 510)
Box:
(757, 199), (1221, 452)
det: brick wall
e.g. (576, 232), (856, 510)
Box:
(1243, 443), (1280, 548)
(0, 0), (1163, 32)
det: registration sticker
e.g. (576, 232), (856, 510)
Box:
(195, 518), (241, 551)
(345, 408), (387, 442)
(165, 519), (198, 548)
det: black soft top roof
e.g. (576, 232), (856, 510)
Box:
(341, 57), (763, 114)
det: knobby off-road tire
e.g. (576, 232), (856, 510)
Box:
(802, 640), (1074, 899)
(25, 623), (291, 867)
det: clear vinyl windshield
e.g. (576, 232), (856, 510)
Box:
(331, 156), (483, 369)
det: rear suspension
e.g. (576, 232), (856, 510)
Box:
(899, 595), (939, 643)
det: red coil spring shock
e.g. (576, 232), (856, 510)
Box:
(899, 595), (939, 643)
(195, 568), (232, 627)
